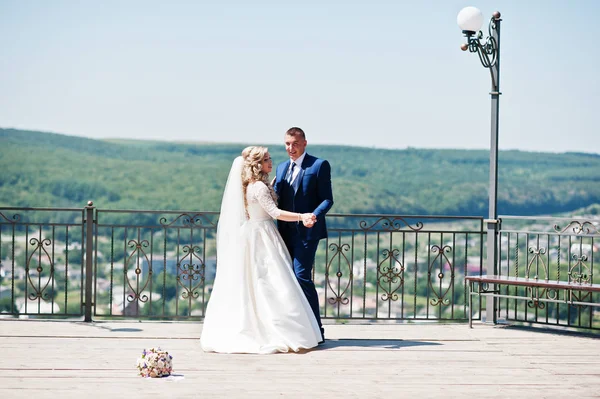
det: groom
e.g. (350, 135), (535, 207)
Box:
(274, 127), (334, 343)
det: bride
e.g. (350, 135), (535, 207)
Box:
(200, 146), (322, 353)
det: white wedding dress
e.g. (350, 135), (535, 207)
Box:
(200, 158), (321, 354)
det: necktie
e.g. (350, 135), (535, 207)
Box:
(286, 162), (296, 184)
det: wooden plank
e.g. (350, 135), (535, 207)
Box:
(1, 320), (599, 398)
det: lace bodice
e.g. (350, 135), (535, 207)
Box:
(246, 181), (281, 220)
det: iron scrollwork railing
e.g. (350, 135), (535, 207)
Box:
(13, 206), (600, 330)
(0, 206), (487, 323)
(25, 237), (55, 301)
(92, 209), (218, 319)
(158, 213), (211, 303)
(525, 246), (549, 281)
(554, 221), (599, 235)
(326, 243), (351, 306)
(428, 245), (453, 307)
(498, 216), (600, 330)
(0, 207), (85, 317)
(123, 239), (152, 304)
(377, 248), (404, 302)
(323, 214), (484, 321)
(177, 244), (206, 300)
(159, 213), (216, 229)
(0, 212), (21, 223)
(359, 216), (424, 232)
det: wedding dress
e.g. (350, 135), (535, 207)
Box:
(200, 157), (321, 354)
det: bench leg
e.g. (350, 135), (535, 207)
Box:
(468, 281), (473, 328)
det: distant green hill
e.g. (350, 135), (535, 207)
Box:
(1, 128), (599, 216)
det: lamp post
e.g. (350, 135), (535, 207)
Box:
(457, 7), (502, 323)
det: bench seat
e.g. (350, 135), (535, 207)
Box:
(465, 274), (600, 328)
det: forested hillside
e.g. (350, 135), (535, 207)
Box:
(1, 128), (599, 216)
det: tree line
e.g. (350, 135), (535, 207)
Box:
(1, 128), (599, 217)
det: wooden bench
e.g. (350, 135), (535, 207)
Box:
(465, 275), (600, 328)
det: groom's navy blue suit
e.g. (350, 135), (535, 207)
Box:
(274, 153), (334, 336)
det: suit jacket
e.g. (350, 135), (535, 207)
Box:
(274, 153), (334, 242)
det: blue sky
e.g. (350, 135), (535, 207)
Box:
(1, 0), (598, 153)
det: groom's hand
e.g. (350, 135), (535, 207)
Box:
(301, 213), (317, 228)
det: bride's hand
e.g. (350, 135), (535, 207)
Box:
(301, 213), (316, 228)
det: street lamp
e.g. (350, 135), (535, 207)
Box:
(457, 6), (502, 323)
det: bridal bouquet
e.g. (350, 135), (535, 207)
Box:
(136, 347), (173, 378)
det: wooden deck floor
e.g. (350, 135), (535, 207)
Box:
(1, 319), (599, 398)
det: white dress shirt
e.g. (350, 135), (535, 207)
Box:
(287, 152), (306, 185)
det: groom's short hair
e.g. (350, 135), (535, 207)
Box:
(286, 127), (305, 140)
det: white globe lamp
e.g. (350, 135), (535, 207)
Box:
(457, 6), (483, 36)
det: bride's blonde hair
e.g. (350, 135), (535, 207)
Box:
(241, 146), (277, 214)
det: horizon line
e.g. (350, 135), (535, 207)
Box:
(2, 125), (599, 156)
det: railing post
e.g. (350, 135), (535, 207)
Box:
(84, 201), (95, 322)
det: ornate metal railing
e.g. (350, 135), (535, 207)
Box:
(0, 204), (486, 322)
(320, 214), (484, 321)
(497, 216), (600, 330)
(3, 205), (598, 329)
(0, 207), (86, 317)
